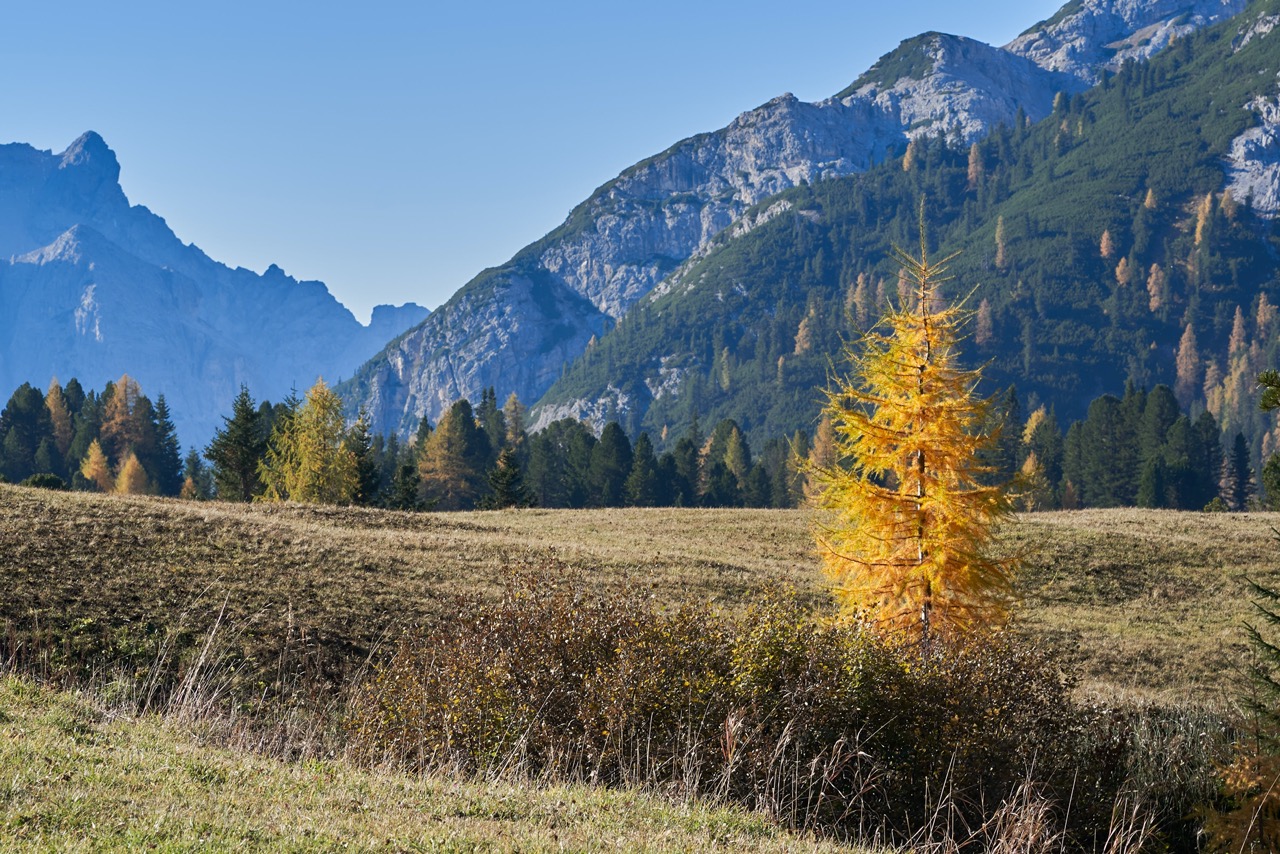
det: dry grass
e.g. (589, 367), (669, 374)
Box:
(1, 484), (1275, 700)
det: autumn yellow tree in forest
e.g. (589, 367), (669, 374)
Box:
(807, 227), (1016, 639)
(258, 378), (358, 504)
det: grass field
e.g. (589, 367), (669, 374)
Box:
(2, 484), (1277, 849)
(2, 484), (1275, 699)
(0, 674), (856, 852)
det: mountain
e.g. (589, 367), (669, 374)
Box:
(535, 0), (1280, 460)
(0, 132), (428, 444)
(344, 0), (1249, 437)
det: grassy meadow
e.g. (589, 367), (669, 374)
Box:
(2, 482), (1278, 848)
(2, 483), (1273, 698)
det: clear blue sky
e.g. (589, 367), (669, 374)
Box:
(0, 1), (1062, 322)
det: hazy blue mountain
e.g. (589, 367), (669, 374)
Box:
(0, 132), (427, 444)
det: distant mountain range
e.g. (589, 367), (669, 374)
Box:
(0, 131), (427, 445)
(340, 0), (1253, 441)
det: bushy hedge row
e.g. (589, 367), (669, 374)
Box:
(347, 563), (1227, 848)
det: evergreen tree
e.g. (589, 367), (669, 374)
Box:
(147, 395), (184, 496)
(474, 387), (506, 467)
(670, 432), (701, 507)
(1193, 410), (1225, 508)
(1264, 453), (1280, 510)
(206, 385), (267, 502)
(345, 408), (380, 506)
(181, 447), (214, 500)
(525, 418), (595, 508)
(588, 422), (632, 507)
(624, 432), (662, 507)
(806, 232), (1015, 638)
(0, 382), (53, 484)
(483, 447), (534, 509)
(1230, 431), (1254, 510)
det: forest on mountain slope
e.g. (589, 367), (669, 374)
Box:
(539, 1), (1280, 469)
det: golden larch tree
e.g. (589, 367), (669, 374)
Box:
(807, 231), (1015, 639)
(45, 378), (73, 457)
(80, 439), (113, 492)
(258, 378), (358, 505)
(115, 451), (150, 495)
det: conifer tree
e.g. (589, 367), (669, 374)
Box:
(419, 398), (491, 510)
(115, 451), (150, 495)
(80, 439), (113, 493)
(206, 385), (267, 502)
(181, 447), (214, 500)
(624, 432), (662, 507)
(1230, 431), (1254, 510)
(483, 447), (534, 509)
(589, 422), (633, 507)
(345, 408), (380, 505)
(259, 378), (359, 505)
(99, 374), (145, 465)
(806, 226), (1015, 638)
(45, 379), (73, 458)
(148, 395), (184, 496)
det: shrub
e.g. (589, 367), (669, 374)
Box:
(348, 561), (1219, 846)
(18, 473), (67, 490)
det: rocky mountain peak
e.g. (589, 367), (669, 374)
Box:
(1007, 0), (1250, 81)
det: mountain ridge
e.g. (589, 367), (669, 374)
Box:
(344, 0), (1249, 438)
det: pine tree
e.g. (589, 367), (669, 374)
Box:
(1230, 431), (1254, 510)
(483, 447), (534, 509)
(806, 228), (1015, 638)
(148, 395), (184, 496)
(181, 447), (214, 500)
(588, 422), (633, 507)
(206, 385), (267, 502)
(624, 432), (662, 507)
(345, 408), (380, 505)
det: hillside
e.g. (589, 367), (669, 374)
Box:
(536, 0), (1280, 456)
(341, 0), (1244, 437)
(0, 483), (1273, 700)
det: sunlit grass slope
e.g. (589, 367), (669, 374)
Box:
(0, 675), (855, 852)
(2, 484), (1275, 698)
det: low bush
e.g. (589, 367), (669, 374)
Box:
(347, 561), (1222, 848)
(18, 472), (66, 490)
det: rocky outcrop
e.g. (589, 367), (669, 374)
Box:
(1006, 0), (1249, 81)
(347, 0), (1254, 437)
(0, 133), (427, 444)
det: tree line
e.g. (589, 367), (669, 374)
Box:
(203, 382), (807, 510)
(2, 373), (1276, 512)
